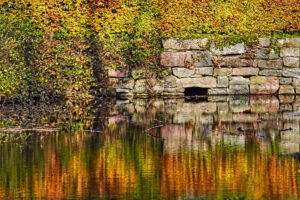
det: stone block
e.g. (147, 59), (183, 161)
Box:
(164, 75), (178, 88)
(256, 48), (279, 59)
(283, 57), (299, 68)
(229, 96), (250, 112)
(176, 77), (217, 88)
(250, 76), (279, 94)
(229, 76), (250, 85)
(210, 43), (245, 55)
(228, 85), (249, 94)
(292, 78), (300, 94)
(280, 104), (293, 111)
(163, 38), (208, 50)
(233, 67), (259, 76)
(278, 85), (294, 94)
(208, 88), (228, 95)
(259, 38), (271, 47)
(280, 48), (300, 57)
(283, 69), (300, 78)
(220, 56), (253, 67)
(193, 51), (214, 67)
(277, 38), (300, 48)
(195, 67), (213, 76)
(233, 113), (258, 122)
(131, 69), (146, 79)
(214, 68), (233, 76)
(217, 76), (228, 87)
(279, 78), (292, 85)
(173, 67), (195, 78)
(259, 69), (282, 77)
(134, 79), (147, 93)
(108, 68), (129, 78)
(279, 95), (294, 103)
(257, 60), (282, 69)
(121, 79), (135, 89)
(160, 51), (193, 67)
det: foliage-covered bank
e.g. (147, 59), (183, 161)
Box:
(0, 0), (299, 98)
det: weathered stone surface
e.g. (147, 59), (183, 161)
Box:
(210, 43), (245, 55)
(164, 75), (178, 88)
(195, 67), (213, 76)
(121, 79), (135, 89)
(193, 51), (214, 67)
(250, 95), (279, 113)
(228, 85), (249, 94)
(283, 111), (300, 120)
(217, 76), (228, 87)
(160, 51), (193, 67)
(279, 85), (294, 94)
(280, 104), (293, 111)
(148, 79), (164, 94)
(283, 57), (299, 68)
(220, 56), (253, 67)
(116, 88), (130, 93)
(217, 102), (229, 113)
(292, 78), (300, 94)
(259, 69), (282, 77)
(279, 95), (294, 103)
(108, 68), (129, 78)
(208, 88), (227, 95)
(131, 69), (146, 79)
(233, 67), (259, 76)
(176, 77), (217, 88)
(280, 77), (292, 85)
(163, 88), (184, 93)
(173, 67), (195, 78)
(280, 48), (300, 57)
(250, 76), (279, 94)
(257, 60), (282, 69)
(229, 76), (250, 85)
(259, 38), (271, 47)
(134, 79), (147, 93)
(229, 96), (250, 112)
(277, 38), (300, 48)
(163, 38), (208, 50)
(214, 68), (233, 76)
(256, 48), (279, 59)
(283, 69), (300, 78)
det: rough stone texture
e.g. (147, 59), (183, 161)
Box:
(277, 38), (300, 48)
(257, 60), (282, 69)
(280, 48), (300, 57)
(233, 68), (259, 76)
(233, 113), (258, 122)
(283, 57), (299, 68)
(292, 78), (300, 94)
(256, 48), (279, 59)
(208, 88), (228, 95)
(163, 88), (184, 93)
(120, 79), (135, 89)
(134, 79), (147, 93)
(250, 76), (279, 94)
(217, 76), (228, 87)
(164, 75), (178, 88)
(195, 67), (213, 76)
(280, 78), (292, 85)
(193, 51), (214, 67)
(173, 67), (195, 78)
(220, 56), (253, 67)
(108, 68), (129, 78)
(148, 79), (164, 94)
(279, 85), (294, 94)
(228, 85), (249, 94)
(283, 69), (300, 79)
(214, 68), (233, 76)
(280, 104), (293, 111)
(210, 43), (245, 55)
(259, 69), (282, 77)
(259, 38), (271, 47)
(229, 96), (250, 112)
(160, 51), (193, 67)
(116, 88), (130, 93)
(163, 38), (208, 50)
(176, 77), (217, 88)
(229, 77), (250, 85)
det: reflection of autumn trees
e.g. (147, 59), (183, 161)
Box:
(0, 122), (299, 199)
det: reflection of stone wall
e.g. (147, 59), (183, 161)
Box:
(112, 95), (300, 154)
(109, 38), (300, 97)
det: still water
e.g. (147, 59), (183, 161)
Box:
(0, 95), (299, 199)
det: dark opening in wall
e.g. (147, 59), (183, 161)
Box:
(184, 87), (208, 96)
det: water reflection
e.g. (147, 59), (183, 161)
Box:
(0, 96), (299, 199)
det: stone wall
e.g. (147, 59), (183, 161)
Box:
(108, 38), (300, 97)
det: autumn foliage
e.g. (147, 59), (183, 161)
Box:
(0, 0), (299, 98)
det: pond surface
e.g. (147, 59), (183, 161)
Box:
(0, 96), (299, 199)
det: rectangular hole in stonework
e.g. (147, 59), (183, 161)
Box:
(184, 87), (208, 96)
